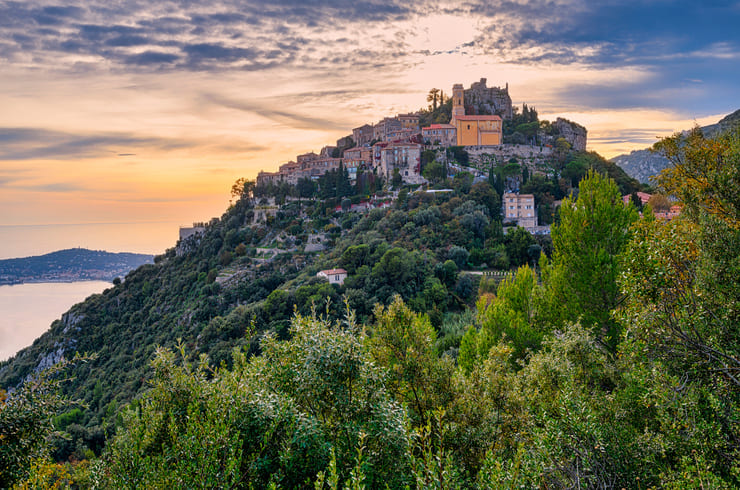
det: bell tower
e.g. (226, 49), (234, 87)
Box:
(451, 83), (465, 122)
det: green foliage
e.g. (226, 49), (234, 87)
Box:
(0, 356), (88, 488)
(503, 227), (536, 267)
(548, 170), (638, 345)
(422, 159), (446, 184)
(476, 265), (546, 361)
(104, 312), (411, 489)
(368, 297), (454, 426)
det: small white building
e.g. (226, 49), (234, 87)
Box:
(317, 268), (348, 285)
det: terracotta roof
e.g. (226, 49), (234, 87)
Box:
(423, 124), (456, 129)
(454, 115), (502, 121)
(319, 269), (347, 275)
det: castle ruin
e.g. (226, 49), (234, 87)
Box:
(462, 78), (514, 119)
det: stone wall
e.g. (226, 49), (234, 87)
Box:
(466, 144), (553, 167)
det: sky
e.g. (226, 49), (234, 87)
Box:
(0, 0), (739, 257)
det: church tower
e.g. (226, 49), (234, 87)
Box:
(451, 83), (465, 122)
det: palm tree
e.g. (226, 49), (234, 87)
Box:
(427, 88), (440, 111)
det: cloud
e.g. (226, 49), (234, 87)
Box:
(0, 0), (425, 74)
(24, 182), (90, 193)
(0, 128), (188, 161)
(466, 0), (740, 68)
(0, 0), (737, 119)
(201, 93), (353, 131)
(0, 127), (269, 162)
(124, 51), (180, 66)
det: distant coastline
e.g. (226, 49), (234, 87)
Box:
(0, 248), (153, 286)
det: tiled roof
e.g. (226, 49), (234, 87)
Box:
(319, 269), (347, 275)
(454, 115), (502, 121)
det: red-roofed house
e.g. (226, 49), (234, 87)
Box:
(317, 268), (348, 285)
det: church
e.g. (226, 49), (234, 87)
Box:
(450, 83), (503, 146)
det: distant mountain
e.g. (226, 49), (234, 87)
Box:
(0, 248), (153, 285)
(612, 109), (740, 184)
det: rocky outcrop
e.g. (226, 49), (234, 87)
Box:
(611, 108), (739, 184)
(611, 150), (668, 184)
(554, 118), (587, 152)
(464, 78), (514, 119)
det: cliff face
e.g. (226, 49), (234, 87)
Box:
(554, 117), (588, 152)
(611, 150), (669, 184)
(464, 78), (514, 119)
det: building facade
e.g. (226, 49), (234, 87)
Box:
(373, 142), (425, 185)
(422, 123), (457, 146)
(503, 192), (537, 228)
(352, 124), (374, 146)
(317, 268), (348, 285)
(452, 115), (503, 146)
(450, 80), (504, 146)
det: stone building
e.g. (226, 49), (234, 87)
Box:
(317, 268), (348, 285)
(373, 117), (402, 142)
(373, 141), (425, 185)
(422, 124), (457, 146)
(397, 113), (420, 132)
(352, 124), (374, 146)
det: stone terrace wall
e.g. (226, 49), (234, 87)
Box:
(466, 144), (553, 167)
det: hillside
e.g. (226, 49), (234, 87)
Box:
(0, 248), (153, 285)
(2, 132), (738, 488)
(612, 108), (740, 183)
(0, 145), (623, 459)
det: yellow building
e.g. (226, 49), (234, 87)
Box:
(452, 115), (502, 146)
(450, 81), (503, 146)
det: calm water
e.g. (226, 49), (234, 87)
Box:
(0, 281), (110, 362)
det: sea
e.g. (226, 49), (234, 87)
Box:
(0, 281), (111, 362)
(0, 221), (182, 362)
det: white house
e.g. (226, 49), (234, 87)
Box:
(316, 268), (348, 285)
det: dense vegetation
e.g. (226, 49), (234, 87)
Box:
(2, 127), (739, 488)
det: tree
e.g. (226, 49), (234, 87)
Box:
(548, 170), (638, 346)
(296, 177), (317, 199)
(422, 160), (446, 184)
(230, 177), (255, 201)
(104, 315), (411, 489)
(0, 357), (86, 488)
(392, 168), (403, 189)
(427, 88), (441, 111)
(622, 128), (740, 390)
(368, 296), (454, 426)
(469, 181), (501, 218)
(504, 227), (535, 267)
(474, 265), (545, 362)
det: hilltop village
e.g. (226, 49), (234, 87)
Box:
(255, 79), (588, 230)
